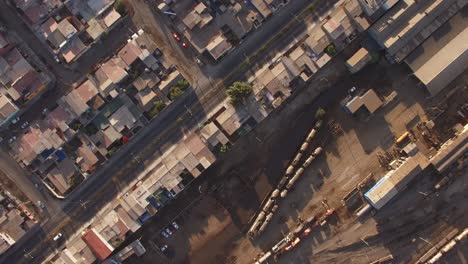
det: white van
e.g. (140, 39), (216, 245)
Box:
(53, 233), (63, 241)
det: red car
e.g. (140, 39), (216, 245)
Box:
(301, 227), (312, 237)
(181, 42), (188, 49)
(172, 32), (181, 41)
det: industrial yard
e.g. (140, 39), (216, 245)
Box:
(125, 49), (468, 263)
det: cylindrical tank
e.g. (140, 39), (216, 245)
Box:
(356, 204), (372, 218)
(265, 212), (274, 221)
(286, 179), (295, 189)
(271, 204), (279, 212)
(291, 153), (303, 166)
(263, 199), (274, 212)
(285, 165), (295, 176)
(428, 253), (442, 264)
(271, 189), (280, 198)
(303, 155), (315, 168)
(300, 142), (309, 152)
(256, 211), (266, 221)
(280, 189), (288, 198)
(258, 219), (270, 233)
(255, 251), (272, 264)
(312, 147), (323, 156)
(248, 219), (262, 235)
(306, 129), (317, 142)
(277, 177), (289, 189)
(294, 167), (305, 178)
(287, 168), (305, 189)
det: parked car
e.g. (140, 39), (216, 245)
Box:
(20, 121), (29, 129)
(195, 57), (204, 66)
(160, 230), (170, 238)
(11, 117), (20, 124)
(181, 42), (188, 49)
(165, 228), (173, 236)
(8, 136), (16, 144)
(172, 32), (181, 41)
(53, 233), (63, 241)
(171, 221), (179, 230)
(160, 244), (168, 252)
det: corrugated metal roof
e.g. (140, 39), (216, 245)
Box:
(365, 152), (429, 209)
(430, 124), (468, 172)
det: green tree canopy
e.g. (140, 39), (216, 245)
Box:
(169, 79), (190, 100)
(227, 81), (252, 104)
(114, 0), (128, 15)
(315, 108), (326, 120)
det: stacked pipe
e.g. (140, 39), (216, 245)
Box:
(248, 119), (325, 238)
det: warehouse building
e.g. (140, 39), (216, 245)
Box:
(430, 124), (468, 173)
(369, 0), (466, 63)
(343, 89), (383, 115)
(346, 47), (372, 73)
(405, 9), (468, 96)
(365, 152), (429, 209)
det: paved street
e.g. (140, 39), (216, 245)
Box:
(0, 0), (342, 263)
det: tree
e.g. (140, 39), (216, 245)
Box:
(147, 100), (166, 119)
(315, 108), (326, 120)
(324, 44), (337, 56)
(169, 86), (185, 100)
(114, 0), (127, 16)
(220, 144), (231, 153)
(169, 79), (190, 100)
(227, 82), (252, 104)
(174, 79), (190, 90)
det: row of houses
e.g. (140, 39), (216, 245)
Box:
(14, 0), (124, 63)
(48, 96), (265, 263)
(0, 32), (51, 126)
(46, 1), (374, 262)
(248, 0), (370, 110)
(160, 0), (289, 61)
(0, 191), (37, 254)
(10, 29), (189, 197)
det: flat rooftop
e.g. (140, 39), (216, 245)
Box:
(406, 10), (468, 96)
